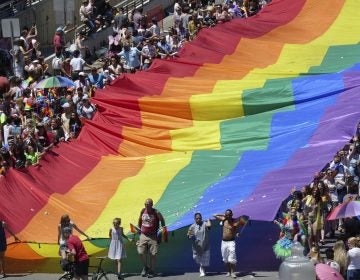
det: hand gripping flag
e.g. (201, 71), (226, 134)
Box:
(129, 223), (141, 234)
(156, 226), (168, 243)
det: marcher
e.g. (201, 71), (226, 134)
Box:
(187, 212), (211, 277)
(273, 208), (301, 259)
(63, 227), (89, 280)
(137, 198), (166, 278)
(213, 209), (241, 279)
(347, 237), (360, 280)
(108, 217), (131, 280)
(57, 214), (92, 260)
(0, 220), (20, 278)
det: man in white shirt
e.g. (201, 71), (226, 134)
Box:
(70, 50), (90, 80)
(74, 72), (90, 96)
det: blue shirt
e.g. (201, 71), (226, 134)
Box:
(118, 47), (141, 69)
(88, 73), (104, 89)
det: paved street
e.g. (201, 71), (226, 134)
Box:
(3, 271), (279, 280)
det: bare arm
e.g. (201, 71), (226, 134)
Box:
(157, 211), (166, 227)
(3, 221), (20, 241)
(120, 227), (131, 241)
(213, 214), (225, 221)
(26, 26), (38, 40)
(57, 224), (62, 244)
(187, 225), (194, 238)
(109, 228), (112, 239)
(20, 46), (33, 56)
(72, 223), (91, 239)
(138, 211), (143, 228)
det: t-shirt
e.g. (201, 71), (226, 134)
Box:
(24, 151), (40, 165)
(140, 208), (159, 235)
(88, 73), (104, 89)
(348, 247), (360, 270)
(52, 57), (62, 70)
(70, 57), (85, 72)
(67, 235), (88, 262)
(118, 48), (141, 69)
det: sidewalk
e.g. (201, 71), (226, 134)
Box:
(4, 271), (279, 280)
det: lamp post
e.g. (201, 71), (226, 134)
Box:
(279, 242), (316, 280)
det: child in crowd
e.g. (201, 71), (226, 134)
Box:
(108, 218), (131, 280)
(58, 214), (92, 261)
(325, 248), (340, 272)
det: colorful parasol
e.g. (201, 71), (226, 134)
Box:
(326, 200), (360, 220)
(21, 77), (34, 89)
(315, 263), (344, 280)
(35, 76), (75, 89)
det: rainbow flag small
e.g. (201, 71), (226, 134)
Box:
(162, 226), (168, 243)
(238, 215), (249, 226)
(156, 226), (168, 243)
(129, 223), (141, 234)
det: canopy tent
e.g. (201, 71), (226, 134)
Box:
(2, 0), (360, 270)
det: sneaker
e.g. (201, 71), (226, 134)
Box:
(117, 273), (124, 280)
(199, 266), (205, 277)
(147, 270), (155, 278)
(231, 273), (237, 279)
(141, 266), (148, 277)
(225, 272), (231, 277)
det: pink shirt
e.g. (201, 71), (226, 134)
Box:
(53, 34), (62, 53)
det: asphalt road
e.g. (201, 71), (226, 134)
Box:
(3, 271), (279, 280)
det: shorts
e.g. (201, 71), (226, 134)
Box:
(137, 234), (158, 256)
(221, 240), (237, 264)
(75, 258), (89, 277)
(59, 239), (67, 250)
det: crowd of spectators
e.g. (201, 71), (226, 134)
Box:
(276, 125), (360, 278)
(0, 0), (269, 174)
(101, 0), (270, 75)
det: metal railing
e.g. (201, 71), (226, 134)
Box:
(74, 0), (151, 34)
(0, 0), (44, 20)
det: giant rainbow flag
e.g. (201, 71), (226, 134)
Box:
(2, 0), (360, 272)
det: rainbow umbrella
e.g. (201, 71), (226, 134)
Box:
(21, 77), (34, 89)
(35, 76), (75, 89)
(315, 263), (344, 280)
(326, 200), (360, 220)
